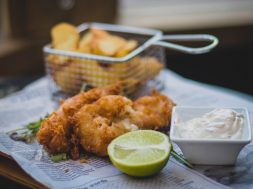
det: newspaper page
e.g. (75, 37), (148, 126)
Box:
(1, 69), (252, 189)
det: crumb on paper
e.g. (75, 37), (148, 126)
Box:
(64, 168), (69, 173)
(79, 158), (88, 163)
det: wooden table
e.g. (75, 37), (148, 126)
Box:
(0, 153), (46, 189)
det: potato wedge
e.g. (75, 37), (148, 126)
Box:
(78, 32), (93, 53)
(142, 57), (164, 81)
(116, 40), (138, 57)
(54, 62), (82, 93)
(90, 28), (110, 39)
(94, 36), (127, 56)
(51, 23), (79, 51)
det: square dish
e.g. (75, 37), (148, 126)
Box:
(170, 107), (252, 165)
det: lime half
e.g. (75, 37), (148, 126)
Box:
(108, 130), (172, 177)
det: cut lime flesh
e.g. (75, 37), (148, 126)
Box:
(108, 130), (172, 177)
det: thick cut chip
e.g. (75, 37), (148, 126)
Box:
(94, 36), (127, 56)
(78, 32), (93, 53)
(51, 24), (138, 57)
(51, 23), (79, 51)
(54, 63), (81, 93)
(90, 28), (110, 39)
(116, 40), (138, 57)
(142, 57), (164, 81)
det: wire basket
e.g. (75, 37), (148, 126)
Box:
(43, 23), (218, 97)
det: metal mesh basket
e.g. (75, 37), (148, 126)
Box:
(43, 23), (218, 97)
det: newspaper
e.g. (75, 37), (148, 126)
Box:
(1, 69), (252, 189)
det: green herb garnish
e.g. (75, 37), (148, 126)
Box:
(171, 148), (193, 169)
(8, 114), (49, 143)
(50, 153), (69, 162)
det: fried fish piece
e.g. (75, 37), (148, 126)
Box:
(73, 95), (141, 156)
(133, 90), (175, 131)
(73, 90), (174, 156)
(36, 84), (122, 159)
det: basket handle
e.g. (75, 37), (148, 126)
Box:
(153, 34), (218, 54)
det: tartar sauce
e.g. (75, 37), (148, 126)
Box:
(175, 109), (244, 139)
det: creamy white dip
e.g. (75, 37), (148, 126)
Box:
(175, 109), (244, 139)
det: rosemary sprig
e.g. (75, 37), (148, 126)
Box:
(171, 148), (193, 169)
(8, 114), (49, 143)
(166, 136), (193, 168)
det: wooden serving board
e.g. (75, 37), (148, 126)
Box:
(0, 152), (47, 189)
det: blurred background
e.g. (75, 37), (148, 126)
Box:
(1, 0), (253, 98)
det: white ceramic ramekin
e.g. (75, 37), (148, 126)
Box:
(170, 107), (252, 165)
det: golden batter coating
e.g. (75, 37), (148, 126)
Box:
(36, 84), (122, 159)
(37, 85), (175, 159)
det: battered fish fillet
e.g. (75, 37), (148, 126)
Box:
(133, 90), (175, 131)
(74, 91), (175, 156)
(73, 95), (141, 156)
(36, 84), (121, 159)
